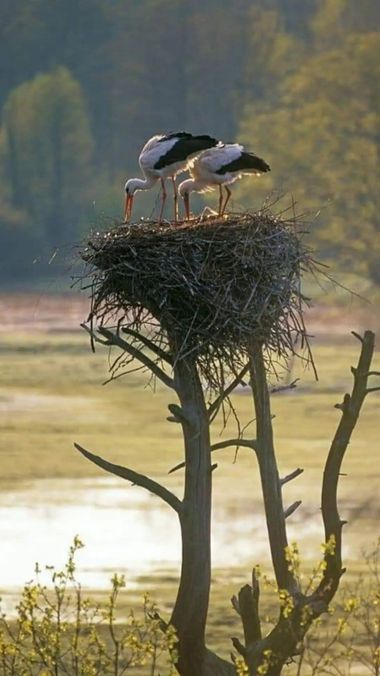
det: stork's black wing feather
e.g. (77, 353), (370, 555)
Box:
(216, 152), (270, 175)
(155, 134), (219, 169)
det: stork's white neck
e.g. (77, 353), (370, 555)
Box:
(178, 178), (208, 196)
(125, 176), (158, 194)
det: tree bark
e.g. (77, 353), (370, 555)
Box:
(248, 339), (298, 595)
(170, 350), (213, 675)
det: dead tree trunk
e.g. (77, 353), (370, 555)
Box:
(170, 350), (212, 674)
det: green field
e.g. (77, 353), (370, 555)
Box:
(1, 327), (380, 670)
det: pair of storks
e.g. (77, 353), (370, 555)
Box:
(124, 132), (270, 223)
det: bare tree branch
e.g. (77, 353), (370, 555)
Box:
(231, 637), (246, 657)
(95, 326), (175, 390)
(168, 438), (257, 474)
(211, 438), (257, 452)
(317, 330), (376, 602)
(284, 500), (302, 519)
(74, 442), (182, 514)
(280, 468), (304, 486)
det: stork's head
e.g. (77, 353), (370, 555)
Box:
(124, 179), (139, 221)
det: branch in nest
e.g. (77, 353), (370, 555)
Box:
(74, 443), (182, 514)
(208, 364), (250, 421)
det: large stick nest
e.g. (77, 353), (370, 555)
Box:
(79, 211), (315, 389)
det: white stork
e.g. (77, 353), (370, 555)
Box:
(178, 143), (271, 219)
(124, 132), (220, 223)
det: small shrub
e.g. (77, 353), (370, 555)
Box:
(0, 537), (176, 675)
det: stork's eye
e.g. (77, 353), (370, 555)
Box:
(126, 187), (130, 194)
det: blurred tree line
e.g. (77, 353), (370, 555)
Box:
(0, 0), (378, 282)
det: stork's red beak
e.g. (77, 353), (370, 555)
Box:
(124, 193), (134, 222)
(184, 193), (190, 220)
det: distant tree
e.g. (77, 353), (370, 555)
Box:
(1, 67), (94, 248)
(240, 6), (305, 104)
(237, 29), (380, 281)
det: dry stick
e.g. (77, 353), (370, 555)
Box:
(316, 330), (376, 603)
(248, 337), (299, 595)
(74, 443), (182, 514)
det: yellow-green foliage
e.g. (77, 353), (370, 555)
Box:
(0, 537), (177, 675)
(237, 1), (380, 282)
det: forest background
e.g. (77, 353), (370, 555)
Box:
(0, 0), (379, 287)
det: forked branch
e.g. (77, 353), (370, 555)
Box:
(74, 443), (182, 514)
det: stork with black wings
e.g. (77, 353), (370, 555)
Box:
(178, 143), (271, 219)
(124, 132), (220, 223)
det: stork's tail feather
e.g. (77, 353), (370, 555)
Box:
(246, 153), (271, 173)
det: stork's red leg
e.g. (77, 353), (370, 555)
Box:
(218, 185), (223, 216)
(171, 176), (178, 223)
(221, 185), (232, 216)
(158, 178), (167, 223)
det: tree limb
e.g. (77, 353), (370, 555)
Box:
(168, 438), (257, 474)
(280, 468), (304, 486)
(284, 500), (302, 519)
(74, 442), (182, 514)
(211, 438), (258, 452)
(96, 326), (175, 390)
(317, 330), (376, 602)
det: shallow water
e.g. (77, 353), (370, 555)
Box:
(0, 475), (348, 594)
